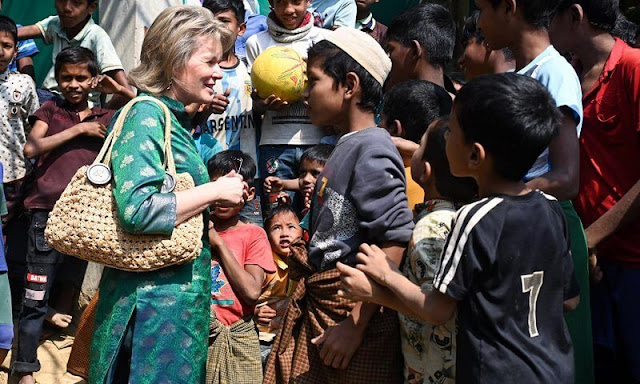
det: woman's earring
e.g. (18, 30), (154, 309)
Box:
(166, 80), (173, 91)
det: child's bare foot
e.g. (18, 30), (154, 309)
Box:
(17, 373), (36, 384)
(45, 307), (72, 328)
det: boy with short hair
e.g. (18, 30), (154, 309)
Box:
(263, 28), (413, 383)
(339, 73), (580, 383)
(206, 149), (276, 384)
(354, 0), (387, 44)
(385, 3), (456, 93)
(550, 1), (640, 381)
(255, 204), (303, 362)
(202, 0), (264, 226)
(399, 118), (477, 384)
(0, 17), (39, 326)
(18, 0), (129, 108)
(263, 143), (333, 215)
(475, 2), (593, 383)
(383, 3), (456, 163)
(202, 0), (253, 161)
(0, 15), (38, 198)
(380, 79), (452, 211)
(12, 45), (129, 384)
(246, 0), (328, 211)
(458, 11), (515, 81)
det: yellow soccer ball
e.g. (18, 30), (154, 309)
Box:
(251, 46), (307, 103)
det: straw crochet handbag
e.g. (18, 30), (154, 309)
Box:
(45, 96), (203, 272)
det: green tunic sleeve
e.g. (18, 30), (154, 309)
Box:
(110, 100), (177, 235)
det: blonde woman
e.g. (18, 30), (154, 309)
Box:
(89, 7), (247, 383)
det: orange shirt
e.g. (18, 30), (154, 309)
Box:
(257, 252), (297, 334)
(405, 167), (424, 213)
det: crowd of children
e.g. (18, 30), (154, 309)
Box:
(0, 0), (639, 383)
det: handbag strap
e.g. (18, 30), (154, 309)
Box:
(94, 96), (177, 175)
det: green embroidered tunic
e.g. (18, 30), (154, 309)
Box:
(89, 95), (211, 383)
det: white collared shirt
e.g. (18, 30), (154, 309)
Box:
(37, 15), (124, 107)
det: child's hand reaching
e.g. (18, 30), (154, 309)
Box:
(255, 303), (277, 326)
(91, 74), (121, 94)
(303, 190), (312, 210)
(264, 176), (284, 193)
(336, 261), (381, 302)
(91, 74), (135, 100)
(209, 87), (231, 114)
(276, 192), (291, 205)
(253, 91), (289, 112)
(354, 243), (398, 285)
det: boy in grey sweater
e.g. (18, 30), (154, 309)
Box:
(263, 27), (413, 384)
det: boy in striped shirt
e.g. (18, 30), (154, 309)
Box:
(338, 73), (580, 384)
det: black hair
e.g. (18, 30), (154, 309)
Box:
(461, 11), (514, 61)
(0, 16), (18, 46)
(454, 73), (561, 181)
(387, 3), (456, 68)
(264, 203), (299, 230)
(382, 80), (452, 144)
(423, 119), (477, 204)
(489, 0), (558, 29)
(300, 144), (333, 166)
(207, 149), (257, 187)
(54, 46), (99, 77)
(307, 40), (383, 113)
(203, 0), (246, 24)
(557, 0), (618, 32)
(611, 14), (638, 45)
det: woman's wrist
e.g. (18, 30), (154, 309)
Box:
(206, 180), (221, 205)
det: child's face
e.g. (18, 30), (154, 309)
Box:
(355, 0), (378, 14)
(271, 0), (310, 30)
(298, 159), (323, 195)
(303, 59), (344, 128)
(56, 62), (93, 105)
(55, 0), (97, 30)
(458, 37), (492, 81)
(474, 0), (511, 51)
(214, 10), (246, 49)
(0, 31), (16, 73)
(548, 9), (576, 56)
(267, 211), (302, 257)
(385, 38), (413, 89)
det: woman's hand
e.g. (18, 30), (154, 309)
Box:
(211, 171), (248, 207)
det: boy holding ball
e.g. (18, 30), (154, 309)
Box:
(246, 0), (329, 213)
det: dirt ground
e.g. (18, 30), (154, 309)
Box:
(0, 326), (86, 384)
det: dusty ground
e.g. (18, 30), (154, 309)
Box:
(0, 326), (86, 384)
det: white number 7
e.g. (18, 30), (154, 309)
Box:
(521, 271), (544, 338)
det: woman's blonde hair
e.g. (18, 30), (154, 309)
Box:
(129, 6), (233, 95)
